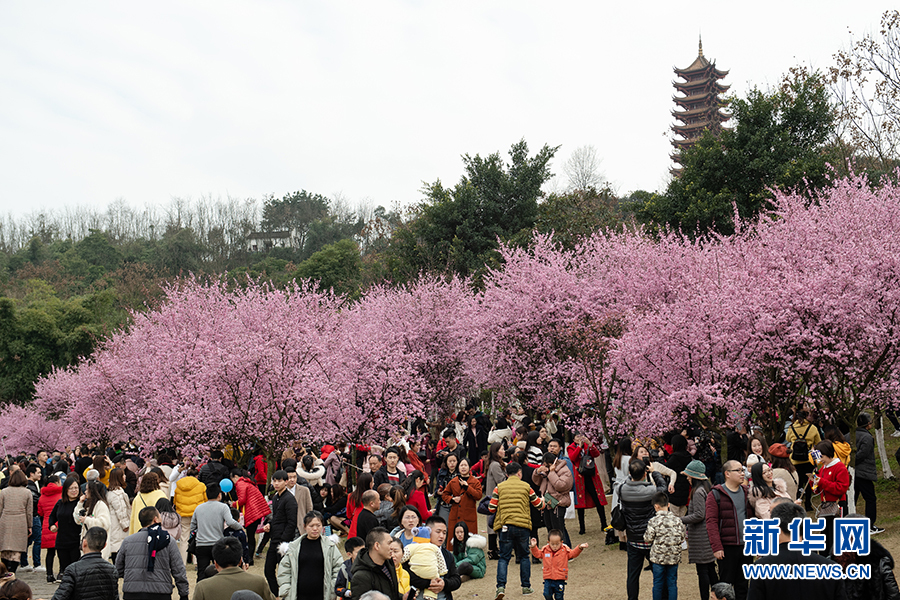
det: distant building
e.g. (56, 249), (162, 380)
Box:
(671, 38), (730, 175)
(247, 230), (298, 252)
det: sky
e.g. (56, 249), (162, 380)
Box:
(0, 2), (892, 217)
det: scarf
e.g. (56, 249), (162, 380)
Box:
(146, 523), (171, 572)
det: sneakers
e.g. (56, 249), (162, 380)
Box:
(33, 566), (45, 572)
(494, 587), (505, 600)
(20, 566), (33, 573)
(46, 575), (56, 584)
(871, 526), (886, 535)
(891, 430), (900, 438)
(522, 588), (534, 595)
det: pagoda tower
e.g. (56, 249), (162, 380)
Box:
(671, 38), (730, 174)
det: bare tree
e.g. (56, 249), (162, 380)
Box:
(563, 145), (606, 191)
(830, 10), (900, 172)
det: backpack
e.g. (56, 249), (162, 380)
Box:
(789, 424), (812, 462)
(578, 452), (596, 476)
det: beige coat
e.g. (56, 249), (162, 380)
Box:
(0, 487), (33, 553)
(75, 498), (112, 560)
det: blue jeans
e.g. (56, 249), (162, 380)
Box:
(496, 525), (530, 589)
(651, 563), (678, 600)
(23, 516), (41, 567)
(543, 579), (565, 600)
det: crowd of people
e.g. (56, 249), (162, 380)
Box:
(0, 404), (896, 600)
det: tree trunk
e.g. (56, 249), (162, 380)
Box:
(875, 413), (894, 479)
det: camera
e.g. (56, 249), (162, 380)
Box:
(79, 509), (87, 517)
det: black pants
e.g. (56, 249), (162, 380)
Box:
(855, 478), (877, 525)
(457, 561), (474, 577)
(543, 505), (570, 547)
(0, 559), (18, 574)
(195, 545), (214, 583)
(625, 543), (651, 600)
(696, 561), (719, 600)
(577, 475), (608, 531)
(257, 531), (271, 554)
(795, 461), (814, 510)
(246, 519), (262, 564)
(56, 547), (80, 576)
(45, 548), (57, 577)
(265, 546), (281, 595)
(717, 545), (749, 600)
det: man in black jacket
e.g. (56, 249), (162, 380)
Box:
(620, 458), (666, 600)
(373, 447), (407, 488)
(351, 528), (399, 600)
(355, 490), (382, 545)
(664, 434), (692, 517)
(405, 516), (462, 600)
(52, 527), (118, 600)
(263, 469), (298, 596)
(198, 450), (230, 487)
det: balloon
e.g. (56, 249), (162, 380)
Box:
(219, 478), (234, 493)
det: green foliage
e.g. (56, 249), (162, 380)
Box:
(294, 238), (362, 298)
(535, 186), (627, 248)
(383, 139), (559, 281)
(642, 70), (835, 236)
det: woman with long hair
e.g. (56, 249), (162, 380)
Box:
(748, 461), (790, 519)
(610, 437), (633, 549)
(747, 432), (771, 465)
(276, 511), (344, 600)
(483, 442), (507, 559)
(49, 477), (82, 579)
(386, 486), (407, 531)
(346, 472), (373, 539)
(433, 453), (458, 525)
(681, 460), (718, 600)
(441, 459), (481, 549)
(75, 480), (112, 559)
(106, 468), (131, 563)
(401, 471), (432, 520)
(83, 455), (111, 487)
(524, 430), (545, 466)
(450, 521), (486, 580)
(0, 472), (32, 574)
(568, 433), (610, 536)
(405, 439), (428, 482)
(323, 484), (349, 537)
(129, 472), (166, 534)
(37, 474), (62, 583)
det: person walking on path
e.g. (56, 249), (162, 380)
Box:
(644, 491), (686, 600)
(706, 460), (753, 600)
(263, 470), (298, 597)
(620, 458), (666, 600)
(171, 467), (205, 566)
(116, 506), (190, 600)
(441, 459), (481, 548)
(190, 483), (242, 583)
(129, 473), (166, 535)
(231, 468), (271, 566)
(531, 452), (573, 547)
(50, 527), (118, 600)
(350, 528), (400, 600)
(49, 477), (82, 581)
(854, 413), (883, 535)
(276, 510), (344, 600)
(680, 460), (719, 600)
(0, 471), (33, 574)
(528, 529), (587, 600)
(37, 475), (62, 583)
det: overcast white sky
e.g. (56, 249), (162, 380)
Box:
(0, 2), (891, 216)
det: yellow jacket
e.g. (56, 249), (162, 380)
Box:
(833, 441), (851, 466)
(130, 489), (167, 534)
(396, 563), (410, 595)
(173, 476), (207, 518)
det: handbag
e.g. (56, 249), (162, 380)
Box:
(187, 529), (197, 554)
(610, 505), (626, 531)
(578, 452), (596, 475)
(816, 500), (841, 518)
(477, 496), (492, 515)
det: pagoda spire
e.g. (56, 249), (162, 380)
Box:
(670, 42), (730, 175)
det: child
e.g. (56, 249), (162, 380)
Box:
(402, 541), (447, 599)
(335, 536), (364, 599)
(528, 529), (587, 600)
(389, 537), (411, 598)
(644, 491), (686, 600)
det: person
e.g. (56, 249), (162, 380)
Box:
(665, 434), (693, 518)
(611, 438), (633, 549)
(83, 456), (111, 488)
(116, 506), (190, 600)
(766, 444), (799, 501)
(50, 526), (118, 600)
(681, 460), (719, 600)
(380, 486), (406, 531)
(231, 468), (271, 566)
(391, 506), (426, 548)
(324, 484), (350, 536)
(37, 474), (62, 583)
(644, 491), (685, 600)
(464, 417), (489, 466)
(441, 460), (481, 548)
(812, 440), (850, 555)
(190, 483), (242, 582)
(402, 471), (432, 521)
(276, 510), (343, 600)
(433, 455), (458, 525)
(706, 460), (753, 600)
(854, 413), (883, 534)
(450, 522), (486, 580)
(74, 480), (112, 560)
(712, 583), (736, 600)
(746, 433), (771, 465)
(403, 515), (462, 600)
(531, 452), (572, 547)
(489, 461), (544, 599)
(347, 473), (374, 540)
(620, 458), (666, 600)
(528, 529), (586, 600)
(0, 471), (33, 574)
(785, 409), (821, 511)
(565, 435), (608, 536)
(335, 537), (365, 599)
(746, 462), (790, 520)
(387, 538), (411, 598)
(822, 423), (852, 467)
(263, 470), (297, 597)
(197, 451), (230, 488)
(350, 528), (400, 600)
(355, 491), (382, 546)
(172, 466), (205, 566)
(21, 464), (42, 574)
(745, 502), (847, 600)
(0, 580), (34, 600)
(285, 469), (314, 531)
(297, 455), (326, 488)
(435, 429), (462, 468)
(49, 477), (81, 580)
(129, 472), (166, 534)
(374, 449), (407, 488)
(106, 468), (131, 563)
(483, 443), (507, 559)
(833, 512), (900, 599)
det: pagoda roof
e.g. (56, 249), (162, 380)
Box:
(672, 105), (730, 119)
(672, 116), (729, 131)
(674, 79), (730, 93)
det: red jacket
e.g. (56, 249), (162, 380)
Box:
(252, 455), (267, 486)
(38, 483), (62, 549)
(817, 460), (850, 502)
(235, 477), (271, 525)
(529, 542), (583, 580)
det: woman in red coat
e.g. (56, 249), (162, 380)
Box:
(37, 476), (62, 583)
(441, 458), (482, 549)
(567, 434), (608, 535)
(232, 470), (271, 566)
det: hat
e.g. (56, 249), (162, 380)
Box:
(746, 454), (761, 468)
(682, 460), (707, 480)
(768, 443), (789, 458)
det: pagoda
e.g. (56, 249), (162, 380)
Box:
(671, 38), (730, 174)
